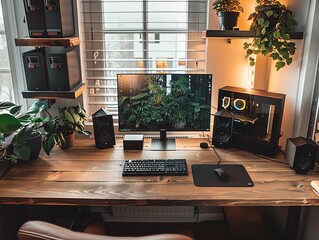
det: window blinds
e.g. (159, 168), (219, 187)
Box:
(80, 0), (208, 120)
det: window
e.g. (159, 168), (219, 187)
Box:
(0, 1), (14, 102)
(81, 0), (208, 120)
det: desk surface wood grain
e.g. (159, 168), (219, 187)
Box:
(0, 138), (318, 206)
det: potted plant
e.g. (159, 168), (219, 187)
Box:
(0, 100), (45, 163)
(243, 0), (297, 70)
(212, 0), (244, 30)
(42, 104), (91, 155)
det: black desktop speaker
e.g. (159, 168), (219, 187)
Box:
(22, 48), (49, 91)
(44, 0), (75, 37)
(23, 0), (46, 37)
(46, 47), (81, 91)
(285, 137), (319, 174)
(212, 110), (233, 148)
(92, 108), (116, 149)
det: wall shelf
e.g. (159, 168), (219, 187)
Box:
(15, 36), (80, 47)
(22, 83), (86, 99)
(204, 30), (304, 39)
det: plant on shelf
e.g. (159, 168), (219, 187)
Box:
(42, 104), (91, 156)
(243, 0), (297, 71)
(212, 0), (244, 30)
(0, 100), (45, 163)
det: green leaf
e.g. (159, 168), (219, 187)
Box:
(282, 33), (290, 40)
(132, 92), (148, 100)
(249, 61), (256, 67)
(118, 96), (128, 106)
(43, 134), (56, 156)
(286, 58), (293, 65)
(63, 110), (75, 124)
(270, 52), (280, 60)
(0, 102), (16, 110)
(275, 61), (286, 71)
(11, 127), (32, 145)
(0, 114), (22, 134)
(263, 21), (269, 28)
(257, 18), (265, 25)
(10, 106), (22, 115)
(13, 143), (31, 161)
(261, 28), (266, 35)
(25, 100), (44, 115)
(266, 10), (273, 17)
(273, 31), (281, 39)
(247, 49), (253, 55)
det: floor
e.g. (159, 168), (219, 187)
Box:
(0, 205), (280, 240)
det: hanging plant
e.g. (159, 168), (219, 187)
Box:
(243, 0), (297, 71)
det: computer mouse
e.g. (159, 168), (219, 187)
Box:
(200, 142), (209, 149)
(214, 167), (229, 181)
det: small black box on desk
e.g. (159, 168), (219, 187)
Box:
(123, 134), (144, 150)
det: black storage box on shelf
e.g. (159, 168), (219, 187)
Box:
(216, 86), (286, 157)
(46, 47), (81, 91)
(44, 0), (75, 37)
(22, 48), (49, 91)
(23, 0), (46, 37)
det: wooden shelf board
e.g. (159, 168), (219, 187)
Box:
(22, 83), (86, 99)
(204, 30), (303, 39)
(15, 36), (80, 47)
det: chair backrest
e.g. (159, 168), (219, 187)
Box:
(18, 221), (195, 240)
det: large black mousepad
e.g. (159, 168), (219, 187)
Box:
(192, 164), (254, 187)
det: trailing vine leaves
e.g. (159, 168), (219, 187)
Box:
(243, 1), (297, 71)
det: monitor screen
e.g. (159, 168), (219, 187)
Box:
(117, 73), (212, 150)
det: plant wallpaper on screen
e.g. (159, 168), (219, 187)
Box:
(118, 74), (211, 131)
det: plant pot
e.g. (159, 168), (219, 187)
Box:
(25, 131), (42, 161)
(60, 132), (75, 149)
(217, 12), (240, 30)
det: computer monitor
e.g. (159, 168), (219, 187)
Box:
(117, 73), (212, 150)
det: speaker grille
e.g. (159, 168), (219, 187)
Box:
(212, 114), (233, 148)
(92, 108), (115, 148)
(96, 125), (113, 143)
(214, 125), (231, 143)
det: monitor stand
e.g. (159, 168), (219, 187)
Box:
(151, 130), (176, 151)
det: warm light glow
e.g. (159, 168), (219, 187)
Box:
(156, 59), (168, 73)
(247, 55), (256, 89)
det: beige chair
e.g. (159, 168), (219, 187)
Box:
(18, 220), (195, 240)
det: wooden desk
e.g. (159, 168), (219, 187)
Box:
(0, 138), (318, 239)
(0, 138), (318, 206)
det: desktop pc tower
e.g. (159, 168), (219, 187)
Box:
(215, 86), (286, 157)
(22, 48), (49, 91)
(23, 0), (46, 37)
(46, 47), (81, 91)
(44, 0), (75, 37)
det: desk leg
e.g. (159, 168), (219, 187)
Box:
(284, 206), (301, 240)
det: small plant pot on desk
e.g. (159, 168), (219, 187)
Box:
(217, 11), (240, 30)
(60, 132), (75, 149)
(25, 131), (42, 161)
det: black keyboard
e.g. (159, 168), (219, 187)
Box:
(122, 159), (188, 176)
